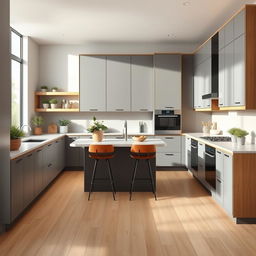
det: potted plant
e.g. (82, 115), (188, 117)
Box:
(234, 129), (249, 146)
(10, 126), (25, 151)
(42, 99), (50, 109)
(32, 116), (44, 135)
(228, 128), (238, 144)
(87, 116), (108, 142)
(49, 99), (58, 109)
(51, 87), (58, 92)
(40, 86), (48, 92)
(58, 119), (71, 134)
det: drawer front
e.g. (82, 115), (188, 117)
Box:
(155, 136), (181, 153)
(156, 153), (181, 167)
(198, 142), (205, 158)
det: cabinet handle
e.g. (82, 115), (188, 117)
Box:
(165, 107), (174, 109)
(199, 143), (203, 146)
(235, 102), (240, 105)
(207, 104), (210, 107)
(217, 178), (222, 183)
(205, 152), (215, 158)
(217, 151), (221, 154)
(219, 103), (223, 106)
(224, 154), (229, 158)
(89, 109), (98, 111)
(116, 109), (124, 111)
(165, 153), (174, 156)
(16, 159), (23, 163)
(140, 109), (148, 111)
(165, 137), (174, 139)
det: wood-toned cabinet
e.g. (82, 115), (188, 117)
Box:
(80, 56), (106, 112)
(154, 54), (182, 110)
(131, 55), (154, 111)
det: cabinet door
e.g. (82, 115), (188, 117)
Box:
(197, 63), (204, 109)
(216, 150), (223, 180)
(131, 55), (153, 111)
(193, 65), (200, 109)
(34, 147), (44, 196)
(218, 48), (225, 107)
(155, 136), (181, 153)
(11, 158), (24, 221)
(107, 56), (131, 111)
(156, 153), (181, 167)
(224, 42), (234, 107)
(219, 28), (225, 50)
(66, 137), (83, 168)
(234, 10), (245, 39)
(203, 58), (212, 108)
(185, 137), (191, 168)
(225, 20), (234, 46)
(23, 153), (34, 208)
(223, 153), (233, 216)
(155, 54), (181, 110)
(80, 56), (106, 111)
(233, 35), (245, 106)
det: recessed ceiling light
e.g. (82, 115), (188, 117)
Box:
(183, 1), (191, 6)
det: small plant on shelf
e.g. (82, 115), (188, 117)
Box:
(10, 125), (25, 151)
(234, 128), (249, 146)
(31, 115), (44, 135)
(40, 86), (48, 92)
(42, 99), (50, 109)
(51, 87), (58, 92)
(87, 116), (108, 142)
(49, 98), (58, 109)
(59, 119), (71, 134)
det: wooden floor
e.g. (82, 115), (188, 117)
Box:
(1, 171), (256, 256)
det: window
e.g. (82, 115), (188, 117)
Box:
(11, 28), (23, 126)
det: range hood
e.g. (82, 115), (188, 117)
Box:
(202, 33), (219, 100)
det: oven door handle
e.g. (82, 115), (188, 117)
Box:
(205, 152), (215, 158)
(157, 115), (178, 118)
(191, 145), (197, 149)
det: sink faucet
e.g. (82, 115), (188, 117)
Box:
(21, 124), (32, 137)
(123, 120), (128, 141)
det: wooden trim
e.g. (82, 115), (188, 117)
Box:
(35, 92), (79, 96)
(35, 108), (79, 113)
(219, 106), (246, 111)
(194, 108), (212, 112)
(245, 5), (256, 109)
(233, 153), (256, 218)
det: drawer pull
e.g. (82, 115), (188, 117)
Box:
(217, 178), (222, 183)
(217, 151), (221, 154)
(224, 154), (229, 158)
(89, 109), (98, 111)
(165, 137), (174, 139)
(165, 107), (174, 109)
(140, 109), (148, 111)
(165, 154), (174, 156)
(235, 102), (240, 105)
(116, 109), (124, 111)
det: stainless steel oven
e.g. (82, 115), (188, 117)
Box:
(205, 145), (216, 189)
(155, 110), (181, 134)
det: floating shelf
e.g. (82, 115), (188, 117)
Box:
(36, 108), (79, 113)
(194, 99), (220, 112)
(35, 92), (79, 96)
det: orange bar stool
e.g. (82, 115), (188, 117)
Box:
(88, 145), (116, 200)
(129, 145), (157, 200)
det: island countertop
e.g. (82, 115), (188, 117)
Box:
(70, 138), (166, 147)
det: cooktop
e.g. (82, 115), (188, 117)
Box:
(200, 136), (232, 142)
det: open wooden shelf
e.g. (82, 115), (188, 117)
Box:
(35, 92), (79, 96)
(36, 108), (79, 113)
(194, 99), (220, 112)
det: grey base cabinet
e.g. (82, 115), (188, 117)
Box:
(66, 137), (83, 168)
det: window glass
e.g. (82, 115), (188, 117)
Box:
(11, 31), (21, 58)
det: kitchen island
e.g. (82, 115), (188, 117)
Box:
(70, 138), (166, 192)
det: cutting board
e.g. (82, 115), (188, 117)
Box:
(48, 123), (58, 134)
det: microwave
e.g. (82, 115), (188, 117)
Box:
(155, 110), (181, 134)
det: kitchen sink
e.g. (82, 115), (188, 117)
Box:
(23, 139), (46, 143)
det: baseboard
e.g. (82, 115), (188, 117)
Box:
(156, 166), (187, 171)
(236, 218), (256, 224)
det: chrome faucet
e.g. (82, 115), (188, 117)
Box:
(123, 120), (128, 141)
(21, 124), (32, 137)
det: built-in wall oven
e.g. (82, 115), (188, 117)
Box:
(191, 139), (198, 173)
(155, 110), (181, 134)
(204, 145), (216, 189)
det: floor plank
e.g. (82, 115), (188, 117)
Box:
(0, 171), (256, 256)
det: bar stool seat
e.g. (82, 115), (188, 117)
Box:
(88, 145), (116, 200)
(129, 144), (157, 200)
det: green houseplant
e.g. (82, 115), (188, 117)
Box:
(58, 120), (71, 134)
(40, 86), (48, 92)
(234, 129), (249, 146)
(49, 98), (58, 109)
(87, 116), (108, 142)
(228, 128), (239, 144)
(10, 126), (25, 151)
(31, 116), (44, 135)
(42, 99), (50, 109)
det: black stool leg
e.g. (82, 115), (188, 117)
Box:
(130, 159), (139, 201)
(88, 159), (98, 201)
(147, 159), (157, 200)
(106, 159), (116, 200)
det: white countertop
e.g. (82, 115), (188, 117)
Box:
(66, 132), (155, 137)
(184, 133), (256, 154)
(10, 134), (65, 160)
(70, 138), (166, 148)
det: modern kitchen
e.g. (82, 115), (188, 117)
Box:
(1, 0), (256, 255)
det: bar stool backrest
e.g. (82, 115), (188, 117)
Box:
(89, 145), (114, 159)
(130, 145), (156, 159)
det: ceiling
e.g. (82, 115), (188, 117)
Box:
(10, 0), (256, 45)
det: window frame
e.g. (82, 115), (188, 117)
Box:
(11, 27), (23, 126)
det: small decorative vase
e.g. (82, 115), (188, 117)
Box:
(237, 137), (246, 146)
(43, 103), (49, 109)
(92, 130), (103, 142)
(231, 135), (237, 144)
(10, 138), (21, 151)
(50, 104), (58, 109)
(59, 126), (68, 134)
(202, 126), (210, 134)
(34, 127), (43, 135)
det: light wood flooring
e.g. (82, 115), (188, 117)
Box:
(1, 171), (256, 256)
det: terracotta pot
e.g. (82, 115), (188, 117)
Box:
(34, 127), (43, 135)
(92, 130), (103, 142)
(10, 138), (21, 151)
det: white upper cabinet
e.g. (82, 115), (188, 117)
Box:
(219, 28), (225, 50)
(106, 56), (131, 111)
(225, 20), (234, 46)
(80, 56), (106, 111)
(218, 48), (225, 107)
(203, 58), (212, 108)
(233, 34), (245, 106)
(155, 54), (181, 110)
(131, 55), (153, 111)
(234, 10), (245, 39)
